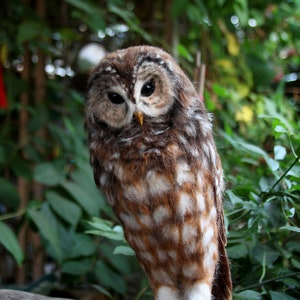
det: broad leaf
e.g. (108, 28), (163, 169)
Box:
(252, 244), (279, 266)
(113, 245), (135, 256)
(27, 209), (62, 262)
(47, 191), (82, 226)
(61, 180), (100, 216)
(61, 258), (92, 275)
(235, 290), (262, 300)
(270, 291), (298, 300)
(280, 225), (300, 233)
(0, 221), (23, 265)
(95, 261), (127, 295)
(34, 163), (64, 186)
(0, 178), (20, 209)
(274, 145), (287, 160)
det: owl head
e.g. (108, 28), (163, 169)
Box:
(85, 46), (200, 130)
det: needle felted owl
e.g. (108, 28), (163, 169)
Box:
(85, 46), (232, 300)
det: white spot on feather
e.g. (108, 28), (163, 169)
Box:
(195, 191), (206, 211)
(184, 122), (197, 137)
(202, 226), (214, 248)
(119, 212), (140, 230)
(176, 161), (193, 185)
(123, 180), (148, 203)
(183, 262), (198, 278)
(113, 162), (124, 180)
(130, 235), (146, 250)
(146, 170), (172, 196)
(140, 251), (154, 263)
(168, 250), (177, 260)
(153, 205), (170, 224)
(156, 249), (167, 261)
(182, 223), (197, 244)
(139, 215), (152, 228)
(177, 192), (194, 218)
(162, 224), (179, 243)
(184, 282), (211, 300)
(99, 173), (107, 186)
(151, 268), (172, 285)
(203, 243), (218, 270)
(156, 286), (178, 300)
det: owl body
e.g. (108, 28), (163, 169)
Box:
(85, 46), (232, 300)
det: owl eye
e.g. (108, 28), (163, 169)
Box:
(107, 92), (125, 105)
(141, 79), (155, 97)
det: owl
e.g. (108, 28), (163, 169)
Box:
(85, 46), (232, 300)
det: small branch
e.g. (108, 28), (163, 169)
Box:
(269, 156), (300, 192)
(193, 51), (206, 99)
(0, 203), (42, 221)
(235, 271), (300, 293)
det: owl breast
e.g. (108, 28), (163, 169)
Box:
(90, 124), (220, 291)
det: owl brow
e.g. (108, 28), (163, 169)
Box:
(138, 56), (174, 78)
(87, 65), (118, 90)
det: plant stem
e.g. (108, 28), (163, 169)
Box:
(134, 285), (150, 300)
(0, 204), (42, 221)
(235, 271), (300, 292)
(269, 156), (300, 192)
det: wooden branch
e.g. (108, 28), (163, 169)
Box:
(32, 0), (46, 281)
(193, 51), (206, 100)
(16, 47), (30, 285)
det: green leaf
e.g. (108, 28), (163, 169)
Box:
(65, 0), (99, 14)
(61, 180), (100, 216)
(270, 291), (298, 300)
(274, 145), (287, 160)
(0, 221), (24, 265)
(34, 163), (64, 186)
(47, 191), (82, 226)
(100, 243), (132, 274)
(234, 290), (262, 300)
(172, 0), (187, 17)
(177, 44), (194, 62)
(226, 190), (244, 205)
(61, 258), (92, 275)
(27, 209), (62, 262)
(252, 244), (279, 266)
(68, 234), (96, 258)
(280, 225), (300, 233)
(95, 261), (127, 295)
(212, 84), (229, 97)
(87, 225), (125, 241)
(17, 21), (50, 44)
(0, 178), (20, 209)
(108, 4), (152, 42)
(87, 217), (125, 241)
(233, 0), (249, 27)
(10, 156), (32, 179)
(227, 243), (248, 259)
(113, 245), (135, 256)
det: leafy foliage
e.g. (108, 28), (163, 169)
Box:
(0, 0), (299, 299)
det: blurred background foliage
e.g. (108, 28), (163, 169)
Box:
(0, 0), (299, 299)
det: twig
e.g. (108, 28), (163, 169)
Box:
(269, 155), (300, 192)
(193, 51), (206, 98)
(235, 271), (300, 292)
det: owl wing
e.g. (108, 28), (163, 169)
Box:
(212, 189), (232, 300)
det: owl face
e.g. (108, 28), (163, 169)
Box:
(86, 46), (178, 129)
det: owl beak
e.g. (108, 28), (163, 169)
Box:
(134, 111), (144, 126)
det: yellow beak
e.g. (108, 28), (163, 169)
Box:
(134, 111), (143, 126)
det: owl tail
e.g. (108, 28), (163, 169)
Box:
(212, 213), (233, 300)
